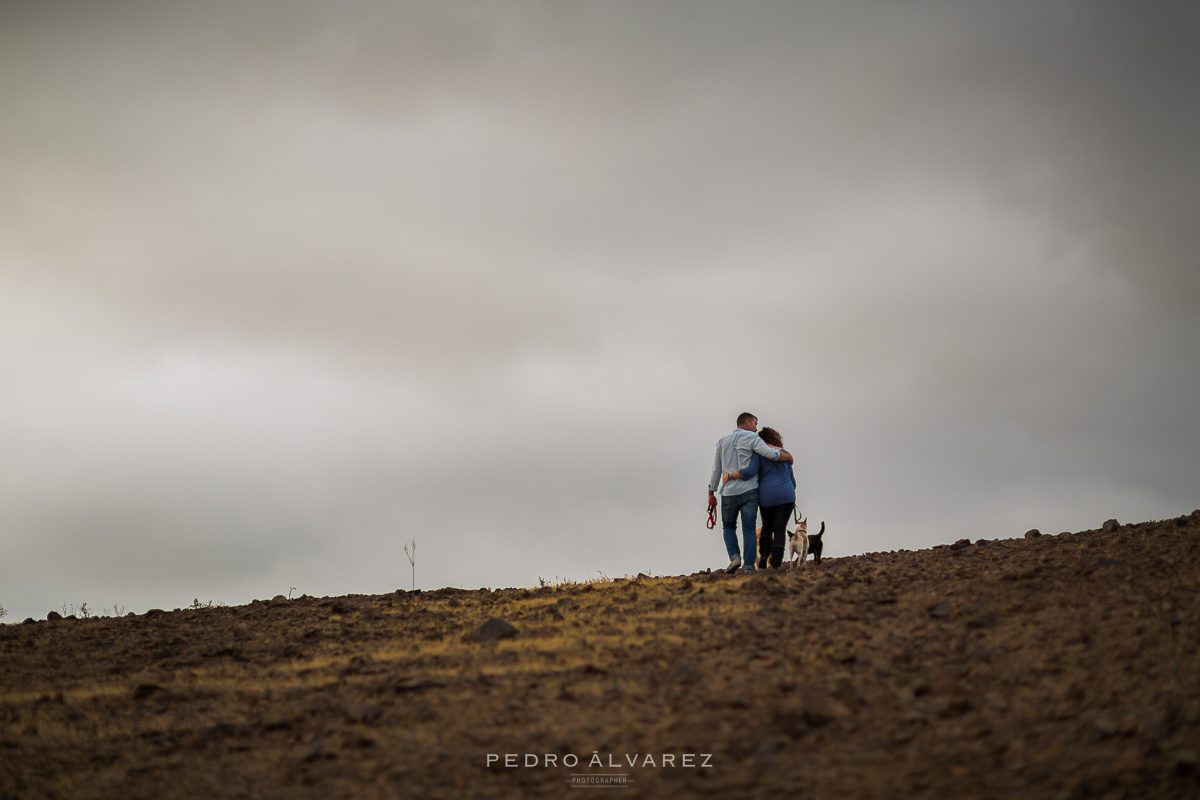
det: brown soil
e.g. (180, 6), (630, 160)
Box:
(2, 514), (1198, 799)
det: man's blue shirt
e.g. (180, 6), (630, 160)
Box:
(708, 429), (782, 496)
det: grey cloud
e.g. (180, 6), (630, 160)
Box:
(1, 2), (1197, 621)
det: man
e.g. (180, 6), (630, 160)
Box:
(708, 412), (793, 573)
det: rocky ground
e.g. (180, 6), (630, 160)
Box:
(2, 513), (1198, 799)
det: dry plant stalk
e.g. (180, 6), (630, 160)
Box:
(404, 538), (417, 590)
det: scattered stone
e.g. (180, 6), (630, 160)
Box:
(774, 689), (851, 736)
(300, 744), (335, 764)
(21, 618), (36, 625)
(343, 705), (379, 729)
(810, 578), (833, 595)
(1064, 628), (1092, 646)
(1000, 566), (1042, 581)
(928, 602), (951, 619)
(341, 655), (372, 676)
(937, 698), (973, 718)
(1171, 749), (1197, 777)
(342, 733), (377, 749)
(269, 595), (288, 606)
(46, 611), (62, 622)
(677, 578), (693, 591)
(967, 611), (999, 629)
(1102, 519), (1120, 533)
(132, 684), (165, 701)
(950, 538), (972, 550)
(203, 647), (248, 662)
(752, 736), (788, 761)
(389, 678), (443, 694)
(465, 618), (518, 643)
(139, 731), (179, 750)
(1025, 529), (1042, 539)
(1091, 716), (1117, 739)
(1082, 556), (1121, 576)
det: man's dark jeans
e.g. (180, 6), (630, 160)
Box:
(721, 489), (758, 571)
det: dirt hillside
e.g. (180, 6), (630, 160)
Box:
(2, 513), (1198, 799)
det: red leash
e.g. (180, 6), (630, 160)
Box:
(707, 498), (717, 529)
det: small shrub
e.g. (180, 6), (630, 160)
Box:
(404, 539), (417, 591)
(61, 601), (91, 619)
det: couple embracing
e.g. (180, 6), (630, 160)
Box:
(707, 412), (797, 574)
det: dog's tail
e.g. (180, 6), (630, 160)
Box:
(818, 521), (826, 535)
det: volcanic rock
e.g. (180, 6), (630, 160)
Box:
(465, 618), (518, 643)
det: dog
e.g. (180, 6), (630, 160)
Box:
(755, 516), (825, 569)
(786, 517), (825, 569)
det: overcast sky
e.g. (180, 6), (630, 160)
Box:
(2, 1), (1197, 621)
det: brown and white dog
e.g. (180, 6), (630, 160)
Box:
(787, 517), (825, 569)
(755, 517), (825, 569)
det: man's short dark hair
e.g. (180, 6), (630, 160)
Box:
(736, 412), (757, 427)
(760, 427), (783, 446)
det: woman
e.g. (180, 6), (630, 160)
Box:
(722, 426), (796, 569)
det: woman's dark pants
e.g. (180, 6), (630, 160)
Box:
(758, 502), (795, 568)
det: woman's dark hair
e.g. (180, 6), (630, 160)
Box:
(760, 426), (783, 446)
